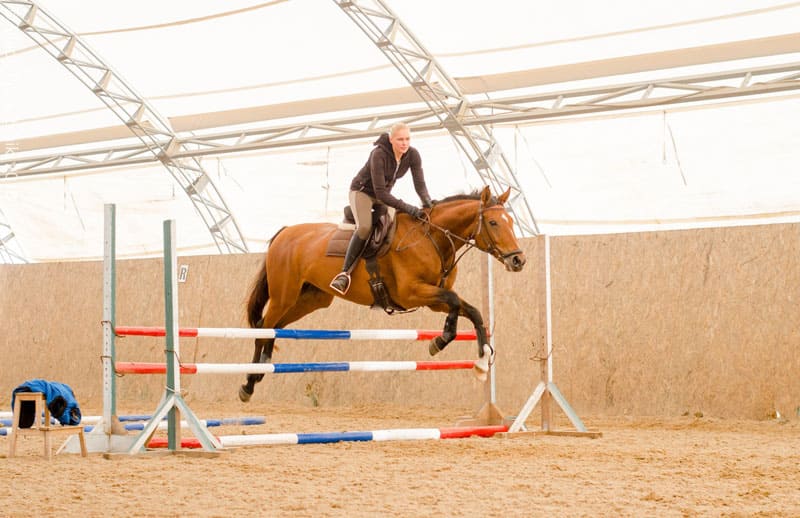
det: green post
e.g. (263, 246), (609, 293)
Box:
(127, 218), (220, 453)
(163, 219), (180, 450)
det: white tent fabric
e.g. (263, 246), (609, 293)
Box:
(1, 0), (799, 260)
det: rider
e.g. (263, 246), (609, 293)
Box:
(329, 122), (433, 295)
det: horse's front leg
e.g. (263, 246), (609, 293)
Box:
(403, 285), (491, 380)
(457, 299), (493, 381)
(424, 290), (492, 381)
(239, 317), (276, 401)
(429, 309), (459, 356)
(425, 290), (461, 356)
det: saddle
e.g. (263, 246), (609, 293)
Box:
(325, 204), (396, 259)
(326, 204), (409, 314)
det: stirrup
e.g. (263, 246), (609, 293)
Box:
(330, 272), (351, 295)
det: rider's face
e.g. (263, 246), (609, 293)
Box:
(389, 128), (411, 156)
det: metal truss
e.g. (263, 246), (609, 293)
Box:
(3, 59), (799, 177)
(332, 0), (539, 236)
(467, 61), (800, 125)
(0, 205), (27, 263)
(0, 1), (248, 257)
(2, 6), (800, 248)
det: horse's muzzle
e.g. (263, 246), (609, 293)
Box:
(503, 252), (526, 272)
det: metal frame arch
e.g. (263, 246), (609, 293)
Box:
(0, 1), (248, 255)
(4, 59), (800, 178)
(0, 206), (26, 263)
(333, 0), (539, 236)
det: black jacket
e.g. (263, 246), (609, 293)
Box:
(349, 133), (431, 214)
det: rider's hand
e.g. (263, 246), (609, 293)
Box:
(408, 207), (425, 220)
(421, 197), (433, 209)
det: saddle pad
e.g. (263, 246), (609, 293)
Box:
(326, 228), (354, 257)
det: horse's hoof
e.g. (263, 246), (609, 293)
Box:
(429, 337), (444, 356)
(238, 385), (252, 402)
(473, 363), (488, 382)
(472, 344), (493, 382)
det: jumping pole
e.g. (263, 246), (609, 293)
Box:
(507, 235), (601, 438)
(456, 253), (506, 426)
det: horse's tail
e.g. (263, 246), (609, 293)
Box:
(246, 259), (269, 328)
(246, 226), (286, 328)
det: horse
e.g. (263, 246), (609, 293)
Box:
(239, 185), (527, 402)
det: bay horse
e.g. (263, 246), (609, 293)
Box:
(239, 185), (526, 402)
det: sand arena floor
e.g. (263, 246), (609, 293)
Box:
(1, 402), (799, 517)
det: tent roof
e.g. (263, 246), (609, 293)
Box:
(1, 1), (799, 261)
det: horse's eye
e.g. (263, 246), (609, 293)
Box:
(489, 220), (498, 227)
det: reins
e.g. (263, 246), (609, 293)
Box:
(414, 199), (518, 286)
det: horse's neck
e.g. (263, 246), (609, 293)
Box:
(428, 202), (477, 250)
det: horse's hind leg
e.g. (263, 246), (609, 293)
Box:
(239, 285), (334, 402)
(239, 317), (275, 402)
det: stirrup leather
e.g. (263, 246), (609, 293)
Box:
(330, 272), (351, 295)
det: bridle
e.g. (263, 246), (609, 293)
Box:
(415, 198), (522, 286)
(472, 204), (524, 263)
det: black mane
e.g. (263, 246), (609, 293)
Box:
(435, 190), (497, 205)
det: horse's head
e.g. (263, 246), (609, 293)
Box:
(473, 186), (526, 272)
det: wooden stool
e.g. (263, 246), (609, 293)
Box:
(7, 392), (87, 460)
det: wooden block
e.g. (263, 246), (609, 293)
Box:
(495, 430), (603, 439)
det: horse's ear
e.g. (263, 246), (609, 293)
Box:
(480, 185), (492, 205)
(498, 187), (511, 205)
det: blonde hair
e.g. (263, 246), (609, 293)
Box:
(389, 122), (410, 137)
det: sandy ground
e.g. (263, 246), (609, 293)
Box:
(1, 403), (799, 517)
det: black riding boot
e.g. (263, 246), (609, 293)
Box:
(330, 234), (367, 295)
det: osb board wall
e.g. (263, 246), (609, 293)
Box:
(551, 226), (800, 419)
(1, 224), (798, 420)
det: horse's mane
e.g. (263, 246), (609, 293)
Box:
(435, 190), (497, 205)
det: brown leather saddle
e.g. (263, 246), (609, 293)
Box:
(325, 204), (409, 314)
(325, 204), (396, 259)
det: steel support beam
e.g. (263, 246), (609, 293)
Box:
(3, 60), (799, 181)
(5, 30), (800, 155)
(333, 0), (538, 235)
(0, 1), (248, 257)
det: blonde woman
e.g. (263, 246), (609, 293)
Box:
(330, 122), (432, 295)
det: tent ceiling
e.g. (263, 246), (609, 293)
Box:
(1, 1), (799, 261)
(3, 31), (800, 155)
